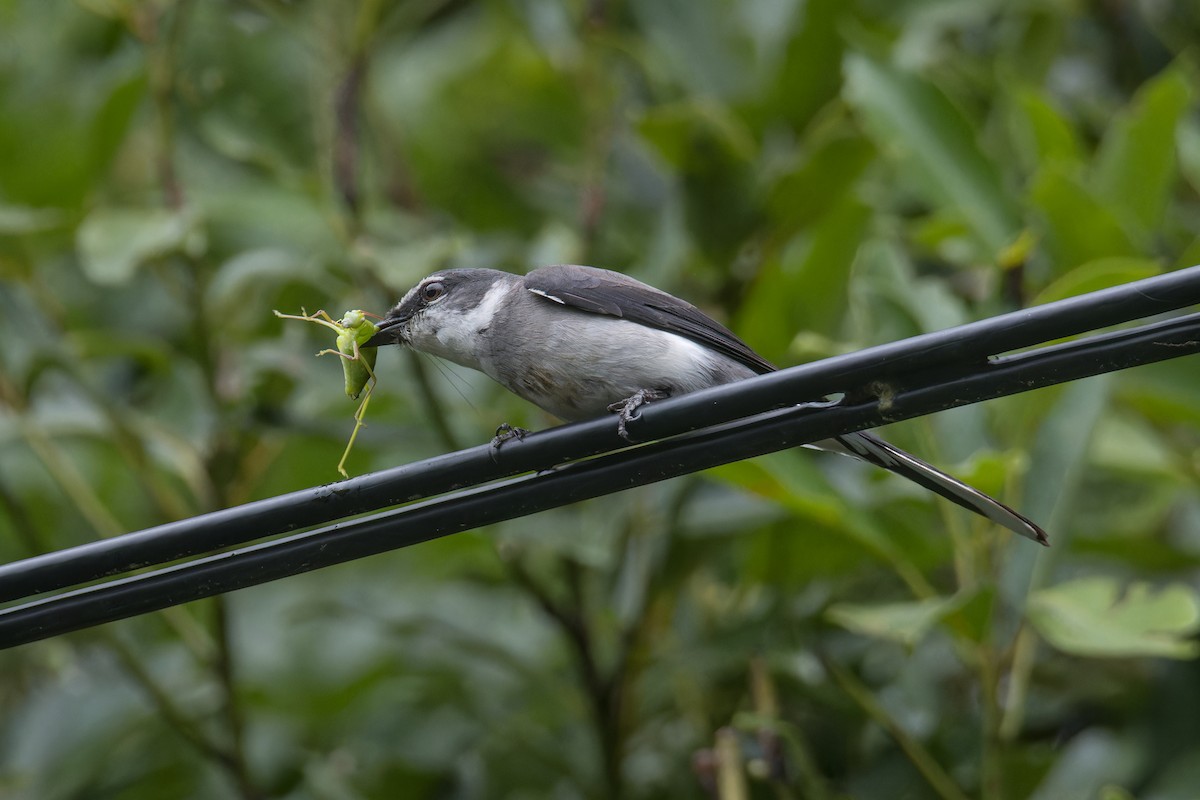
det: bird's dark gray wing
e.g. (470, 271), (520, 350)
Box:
(523, 265), (776, 375)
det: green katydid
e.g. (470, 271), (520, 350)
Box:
(274, 308), (381, 478)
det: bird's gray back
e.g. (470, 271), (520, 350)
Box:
(522, 265), (776, 375)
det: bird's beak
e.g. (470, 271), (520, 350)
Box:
(365, 315), (407, 347)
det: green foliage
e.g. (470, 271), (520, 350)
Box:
(1028, 577), (1200, 660)
(2, 1), (1199, 798)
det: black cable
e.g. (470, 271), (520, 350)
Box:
(1, 307), (1198, 648)
(3, 265), (1199, 605)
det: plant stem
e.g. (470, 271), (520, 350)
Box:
(978, 646), (1004, 800)
(107, 632), (262, 798)
(507, 556), (623, 799)
(822, 654), (971, 800)
(715, 727), (750, 800)
(212, 596), (260, 799)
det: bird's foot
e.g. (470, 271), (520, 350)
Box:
(490, 423), (530, 454)
(607, 388), (670, 442)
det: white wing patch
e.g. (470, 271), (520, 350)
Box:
(528, 288), (567, 305)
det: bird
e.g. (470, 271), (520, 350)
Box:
(365, 264), (1047, 545)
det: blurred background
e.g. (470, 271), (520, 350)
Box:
(2, 0), (1200, 797)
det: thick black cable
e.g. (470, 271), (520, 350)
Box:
(1, 308), (1198, 648)
(2, 265), (1199, 604)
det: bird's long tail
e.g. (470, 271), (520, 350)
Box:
(814, 431), (1048, 545)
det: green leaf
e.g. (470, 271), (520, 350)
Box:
(630, 0), (754, 99)
(88, 69), (148, 186)
(844, 53), (1020, 256)
(1001, 376), (1114, 606)
(206, 247), (318, 327)
(1006, 85), (1084, 170)
(766, 133), (875, 232)
(1028, 577), (1200, 659)
(1179, 117), (1200, 196)
(761, 0), (845, 129)
(710, 454), (846, 525)
(637, 101), (760, 262)
(738, 195), (870, 358)
(1031, 257), (1161, 306)
(636, 102), (756, 169)
(943, 587), (997, 645)
(0, 2), (146, 209)
(1098, 785), (1136, 800)
(1093, 66), (1193, 232)
(852, 238), (970, 339)
(827, 595), (965, 647)
(1116, 357), (1200, 429)
(0, 205), (67, 235)
(1029, 166), (1139, 269)
(372, 21), (586, 233)
(76, 207), (202, 285)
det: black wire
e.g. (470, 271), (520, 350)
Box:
(3, 264), (1199, 606)
(1, 308), (1198, 649)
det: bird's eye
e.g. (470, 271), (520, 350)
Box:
(421, 281), (446, 302)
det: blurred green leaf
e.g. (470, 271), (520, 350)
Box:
(1179, 117), (1200, 196)
(1029, 577), (1200, 659)
(844, 53), (1020, 256)
(636, 101), (760, 262)
(1029, 166), (1139, 269)
(636, 101), (757, 169)
(0, 204), (68, 235)
(943, 587), (996, 645)
(1006, 85), (1084, 171)
(760, 0), (845, 130)
(206, 247), (320, 327)
(1116, 357), (1200, 428)
(766, 133), (875, 232)
(0, 4), (145, 207)
(1031, 257), (1160, 305)
(372, 16), (586, 232)
(710, 454), (846, 528)
(181, 4), (316, 173)
(827, 594), (963, 647)
(76, 207), (203, 285)
(1175, 236), (1200, 270)
(1072, 534), (1200, 573)
(1088, 416), (1178, 477)
(852, 237), (970, 339)
(1027, 730), (1142, 800)
(630, 0), (754, 99)
(1093, 66), (1193, 233)
(739, 195), (870, 358)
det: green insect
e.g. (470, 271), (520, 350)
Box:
(274, 308), (381, 478)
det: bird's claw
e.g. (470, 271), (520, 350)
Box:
(490, 423), (529, 455)
(607, 388), (669, 442)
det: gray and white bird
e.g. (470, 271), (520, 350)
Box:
(367, 264), (1047, 545)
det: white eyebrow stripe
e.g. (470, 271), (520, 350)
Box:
(528, 288), (566, 305)
(399, 275), (449, 305)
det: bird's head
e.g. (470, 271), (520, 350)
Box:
(366, 268), (517, 368)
